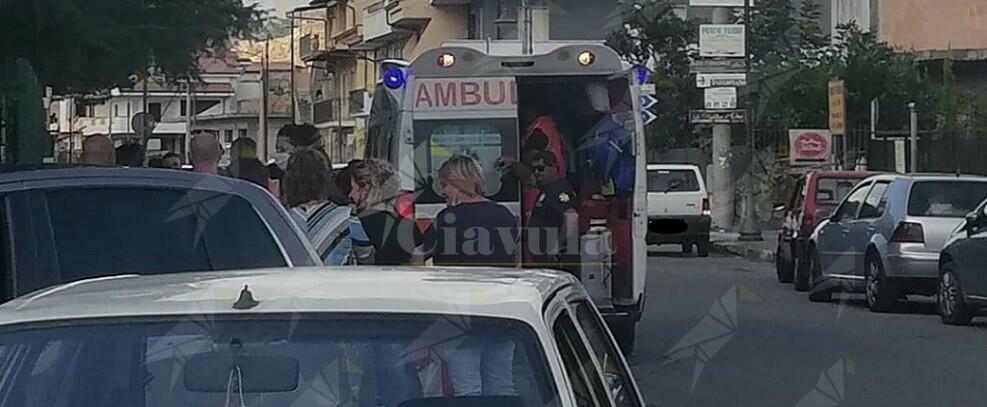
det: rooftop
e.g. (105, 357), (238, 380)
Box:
(0, 268), (578, 328)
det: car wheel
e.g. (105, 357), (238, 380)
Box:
(865, 255), (897, 312)
(681, 243), (693, 255)
(938, 266), (974, 325)
(696, 239), (710, 257)
(793, 248), (813, 292)
(610, 319), (637, 355)
(776, 243), (794, 283)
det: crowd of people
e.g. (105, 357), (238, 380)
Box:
(76, 120), (590, 274)
(75, 122), (594, 399)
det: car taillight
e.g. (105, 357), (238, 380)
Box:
(890, 222), (925, 243)
(702, 198), (711, 216)
(396, 191), (414, 219)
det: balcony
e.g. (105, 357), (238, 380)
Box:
(383, 0), (432, 31)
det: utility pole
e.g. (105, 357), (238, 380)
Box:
(259, 37), (270, 162)
(519, 0), (533, 55)
(184, 77), (193, 163)
(738, 0), (762, 241)
(289, 12), (296, 124)
(909, 102), (918, 173)
(710, 7), (734, 231)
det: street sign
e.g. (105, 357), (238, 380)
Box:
(640, 83), (657, 95)
(828, 80), (846, 136)
(690, 109), (746, 124)
(642, 110), (658, 126)
(704, 87), (738, 110)
(689, 0), (754, 6)
(690, 59), (747, 73)
(696, 73), (748, 88)
(700, 25), (746, 58)
(641, 94), (659, 110)
(789, 129), (833, 165)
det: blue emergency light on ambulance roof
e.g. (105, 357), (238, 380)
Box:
(383, 67), (406, 89)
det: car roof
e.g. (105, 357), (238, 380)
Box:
(810, 170), (871, 179)
(0, 268), (580, 328)
(865, 173), (987, 183)
(0, 166), (267, 194)
(647, 164), (700, 171)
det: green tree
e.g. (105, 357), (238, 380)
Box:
(746, 0), (798, 67)
(606, 0), (698, 150)
(0, 0), (263, 93)
(797, 0), (830, 60)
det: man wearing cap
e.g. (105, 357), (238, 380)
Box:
(525, 150), (580, 274)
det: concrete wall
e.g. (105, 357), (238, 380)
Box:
(879, 0), (987, 52)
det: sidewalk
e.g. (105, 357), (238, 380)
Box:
(710, 230), (779, 263)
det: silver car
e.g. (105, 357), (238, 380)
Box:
(803, 174), (987, 311)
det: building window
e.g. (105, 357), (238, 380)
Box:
(495, 0), (519, 40)
(148, 103), (162, 122)
(114, 104), (120, 117)
(180, 100), (188, 117)
(224, 130), (234, 143)
(468, 5), (482, 39)
(238, 129), (247, 140)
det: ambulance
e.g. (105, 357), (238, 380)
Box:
(365, 43), (649, 352)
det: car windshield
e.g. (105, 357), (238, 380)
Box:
(907, 181), (987, 217)
(0, 315), (558, 407)
(648, 170), (700, 192)
(9, 187), (288, 297)
(8, 0), (987, 404)
(815, 177), (861, 205)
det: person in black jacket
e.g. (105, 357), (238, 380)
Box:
(427, 155), (517, 267)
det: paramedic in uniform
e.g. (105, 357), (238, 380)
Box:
(526, 150), (580, 274)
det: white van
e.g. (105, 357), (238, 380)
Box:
(646, 164), (712, 256)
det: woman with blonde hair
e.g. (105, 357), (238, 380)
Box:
(428, 155), (519, 397)
(349, 158), (423, 265)
(428, 154), (517, 267)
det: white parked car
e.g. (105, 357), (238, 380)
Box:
(0, 268), (645, 407)
(646, 164), (712, 256)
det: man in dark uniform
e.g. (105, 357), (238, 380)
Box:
(526, 150), (580, 274)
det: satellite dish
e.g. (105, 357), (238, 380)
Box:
(131, 112), (157, 138)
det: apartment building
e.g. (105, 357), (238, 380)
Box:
(49, 55), (305, 163)
(832, 0), (987, 86)
(292, 0), (625, 162)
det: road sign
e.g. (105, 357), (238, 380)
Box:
(690, 59), (747, 74)
(700, 25), (746, 58)
(690, 109), (746, 124)
(828, 80), (846, 136)
(704, 87), (737, 110)
(640, 83), (657, 95)
(641, 94), (659, 110)
(689, 0), (754, 6)
(789, 130), (833, 165)
(642, 110), (658, 126)
(696, 73), (748, 88)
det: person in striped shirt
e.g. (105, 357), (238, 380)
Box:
(283, 149), (374, 265)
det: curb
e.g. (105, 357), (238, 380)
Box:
(711, 241), (775, 263)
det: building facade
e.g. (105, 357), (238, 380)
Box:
(49, 56), (302, 164)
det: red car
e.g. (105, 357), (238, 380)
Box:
(776, 171), (871, 289)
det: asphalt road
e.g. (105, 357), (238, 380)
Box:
(629, 249), (987, 407)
